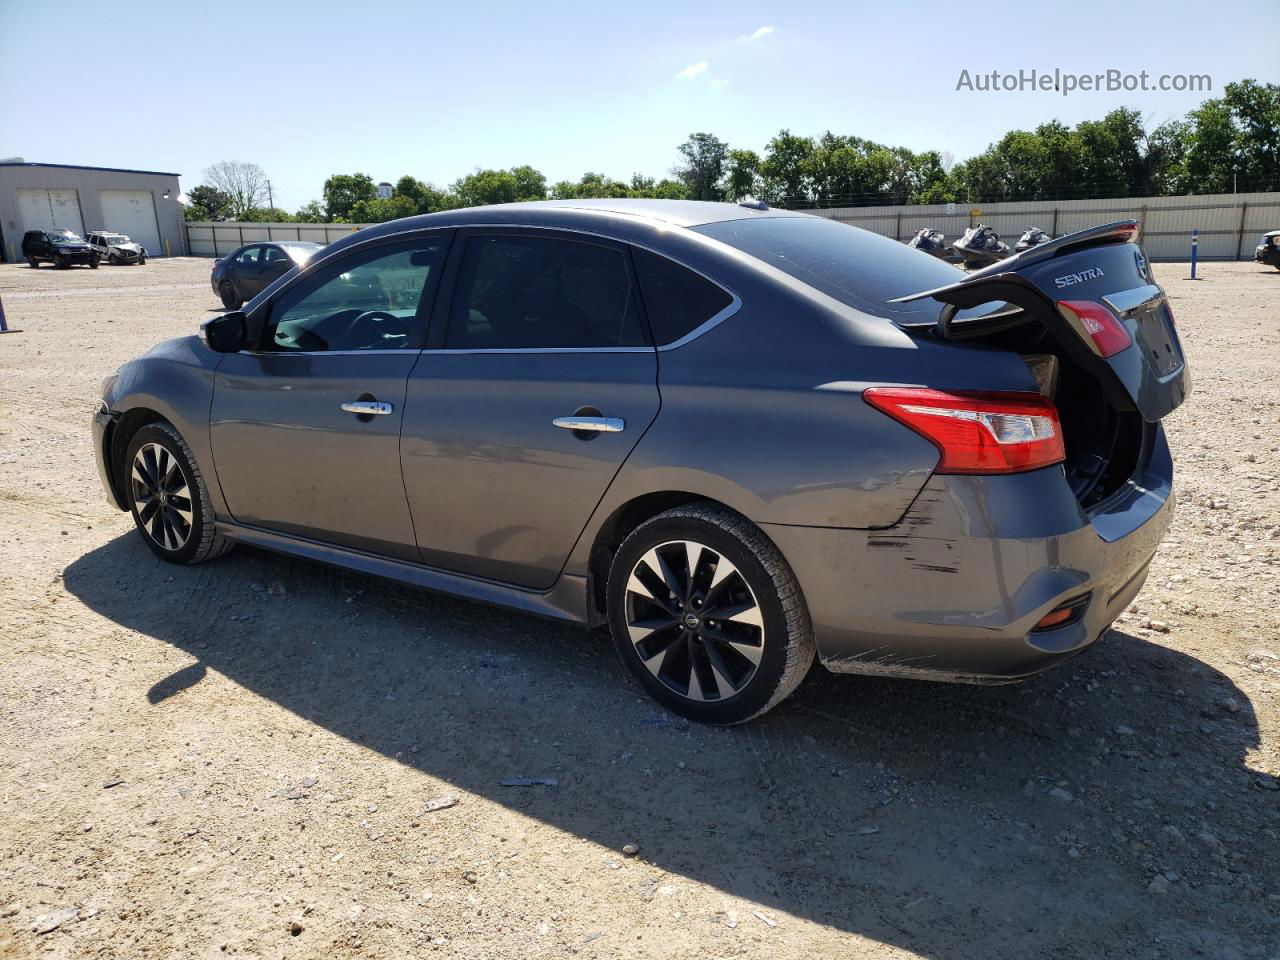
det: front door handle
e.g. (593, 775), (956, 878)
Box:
(552, 416), (624, 433)
(341, 400), (393, 416)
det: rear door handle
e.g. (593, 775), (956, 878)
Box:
(341, 400), (393, 416)
(552, 416), (624, 433)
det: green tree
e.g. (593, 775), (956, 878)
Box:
(1075, 108), (1146, 197)
(323, 173), (378, 221)
(760, 130), (815, 205)
(394, 175), (456, 214)
(1181, 98), (1237, 192)
(723, 149), (761, 201)
(1223, 79), (1280, 189)
(294, 200), (328, 223)
(676, 133), (728, 201)
(551, 172), (631, 199)
(452, 167), (547, 207)
(348, 195), (419, 223)
(238, 207), (294, 222)
(185, 184), (232, 221)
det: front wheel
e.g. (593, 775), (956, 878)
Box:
(54, 255), (69, 269)
(90, 256), (99, 269)
(124, 422), (234, 564)
(607, 504), (815, 724)
(218, 281), (242, 309)
(27, 256), (38, 268)
(138, 254), (147, 265)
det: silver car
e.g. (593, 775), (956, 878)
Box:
(87, 232), (147, 265)
(92, 200), (1188, 723)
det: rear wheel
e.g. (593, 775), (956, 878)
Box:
(124, 422), (234, 565)
(219, 281), (242, 309)
(607, 504), (815, 724)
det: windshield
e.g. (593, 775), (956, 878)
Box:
(53, 231), (84, 243)
(103, 235), (129, 244)
(693, 215), (969, 324)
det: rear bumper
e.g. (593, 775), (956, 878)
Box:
(765, 425), (1175, 683)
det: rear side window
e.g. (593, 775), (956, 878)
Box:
(446, 234), (646, 349)
(694, 216), (965, 324)
(632, 248), (734, 345)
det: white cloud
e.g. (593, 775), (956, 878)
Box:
(676, 60), (709, 80)
(742, 25), (774, 41)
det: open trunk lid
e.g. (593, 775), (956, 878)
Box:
(892, 221), (1190, 422)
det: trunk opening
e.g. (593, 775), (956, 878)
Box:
(923, 317), (1145, 510)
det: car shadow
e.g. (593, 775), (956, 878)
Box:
(63, 533), (1273, 956)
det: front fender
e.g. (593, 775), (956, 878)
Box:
(103, 336), (227, 516)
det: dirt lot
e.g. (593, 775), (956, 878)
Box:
(1, 256), (1278, 960)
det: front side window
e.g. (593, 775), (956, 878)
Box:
(236, 246), (260, 265)
(266, 239), (445, 352)
(445, 234), (645, 349)
(632, 248), (734, 345)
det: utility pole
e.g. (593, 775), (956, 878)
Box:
(267, 180), (275, 211)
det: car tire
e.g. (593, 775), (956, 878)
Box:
(27, 256), (38, 268)
(139, 254), (147, 266)
(108, 253), (119, 265)
(90, 256), (99, 269)
(219, 281), (242, 310)
(606, 503), (815, 724)
(123, 422), (234, 565)
(54, 255), (68, 269)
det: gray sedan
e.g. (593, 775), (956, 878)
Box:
(92, 200), (1188, 723)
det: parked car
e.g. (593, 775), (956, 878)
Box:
(22, 229), (99, 269)
(211, 241), (323, 308)
(87, 231), (147, 265)
(1255, 229), (1280, 269)
(92, 201), (1188, 724)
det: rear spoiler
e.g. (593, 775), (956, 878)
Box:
(889, 220), (1140, 338)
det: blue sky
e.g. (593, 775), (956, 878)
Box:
(1, 0), (1275, 211)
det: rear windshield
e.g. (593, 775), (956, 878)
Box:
(693, 216), (966, 323)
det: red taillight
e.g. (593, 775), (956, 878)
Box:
(864, 388), (1065, 475)
(1057, 300), (1132, 358)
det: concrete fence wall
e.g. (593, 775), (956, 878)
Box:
(186, 191), (1280, 262)
(806, 191), (1280, 261)
(185, 221), (373, 257)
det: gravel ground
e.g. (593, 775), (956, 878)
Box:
(1, 257), (1278, 960)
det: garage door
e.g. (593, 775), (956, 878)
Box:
(99, 190), (161, 256)
(18, 188), (85, 235)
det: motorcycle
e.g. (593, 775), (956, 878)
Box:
(1014, 226), (1052, 253)
(907, 227), (951, 259)
(951, 224), (1010, 269)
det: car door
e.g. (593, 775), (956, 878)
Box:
(401, 228), (660, 589)
(229, 245), (265, 299)
(209, 232), (451, 560)
(260, 244), (296, 287)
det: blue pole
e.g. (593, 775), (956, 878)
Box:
(1190, 228), (1199, 279)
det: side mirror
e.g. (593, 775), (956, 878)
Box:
(203, 311), (247, 353)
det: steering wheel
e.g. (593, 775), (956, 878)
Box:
(343, 310), (408, 349)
